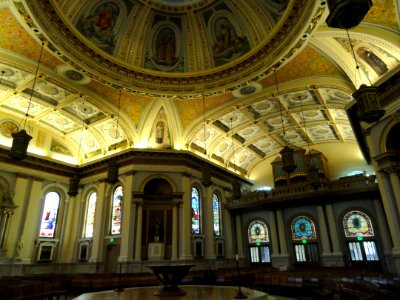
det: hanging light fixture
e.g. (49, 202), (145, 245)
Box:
(346, 29), (384, 124)
(230, 118), (241, 200)
(201, 92), (212, 187)
(274, 69), (297, 173)
(106, 89), (121, 184)
(9, 42), (46, 160)
(68, 107), (87, 196)
(326, 0), (373, 29)
(298, 95), (321, 190)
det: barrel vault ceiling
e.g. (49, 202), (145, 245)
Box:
(0, 0), (399, 181)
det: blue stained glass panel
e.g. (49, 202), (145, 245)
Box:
(291, 216), (317, 240)
(39, 191), (60, 238)
(213, 193), (221, 236)
(191, 187), (200, 234)
(110, 186), (123, 235)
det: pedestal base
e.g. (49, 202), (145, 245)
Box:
(148, 242), (164, 261)
(153, 285), (186, 296)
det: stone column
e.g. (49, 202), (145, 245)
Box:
(171, 200), (180, 260)
(204, 185), (216, 259)
(134, 200), (143, 262)
(235, 214), (244, 257)
(325, 204), (342, 255)
(179, 174), (192, 260)
(373, 199), (392, 255)
(5, 175), (29, 258)
(375, 171), (400, 251)
(222, 199), (234, 259)
(276, 210), (288, 255)
(387, 167), (400, 217)
(19, 178), (43, 264)
(89, 180), (107, 263)
(59, 189), (82, 263)
(316, 205), (331, 255)
(269, 210), (279, 255)
(119, 173), (134, 263)
(274, 209), (290, 270)
(325, 204), (344, 266)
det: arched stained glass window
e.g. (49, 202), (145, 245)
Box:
(84, 192), (97, 238)
(248, 220), (270, 263)
(343, 210), (379, 262)
(343, 210), (374, 237)
(291, 216), (317, 240)
(110, 186), (123, 235)
(213, 193), (221, 236)
(191, 187), (201, 234)
(39, 191), (60, 238)
(248, 220), (269, 243)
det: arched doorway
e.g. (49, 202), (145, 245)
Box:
(142, 178), (173, 260)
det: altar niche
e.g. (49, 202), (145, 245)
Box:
(142, 178), (174, 260)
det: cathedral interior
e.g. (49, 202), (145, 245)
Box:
(0, 0), (400, 299)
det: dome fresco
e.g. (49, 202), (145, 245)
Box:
(72, 0), (288, 73)
(0, 0), (399, 181)
(47, 0), (304, 95)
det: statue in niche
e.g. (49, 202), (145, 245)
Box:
(357, 47), (388, 76)
(156, 121), (165, 144)
(153, 218), (163, 242)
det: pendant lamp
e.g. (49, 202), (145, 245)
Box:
(68, 106), (87, 196)
(68, 174), (80, 196)
(106, 90), (121, 184)
(346, 30), (384, 124)
(274, 69), (296, 173)
(201, 92), (212, 187)
(326, 0), (372, 29)
(9, 42), (45, 160)
(229, 118), (241, 200)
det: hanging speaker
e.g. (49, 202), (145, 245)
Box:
(68, 174), (80, 196)
(353, 84), (385, 124)
(201, 163), (212, 187)
(9, 130), (32, 160)
(106, 159), (119, 184)
(326, 0), (372, 29)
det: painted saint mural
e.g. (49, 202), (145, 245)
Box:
(211, 17), (250, 67)
(76, 2), (120, 54)
(154, 28), (177, 66)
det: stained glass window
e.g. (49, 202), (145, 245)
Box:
(110, 186), (123, 235)
(39, 191), (60, 238)
(343, 210), (374, 237)
(248, 220), (269, 243)
(212, 193), (221, 236)
(191, 187), (201, 234)
(291, 216), (317, 240)
(84, 192), (97, 238)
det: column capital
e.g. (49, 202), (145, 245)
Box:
(172, 199), (183, 207)
(383, 166), (400, 174)
(132, 199), (144, 206)
(124, 170), (137, 176)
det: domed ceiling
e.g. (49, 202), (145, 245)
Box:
(0, 0), (399, 185)
(26, 0), (321, 96)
